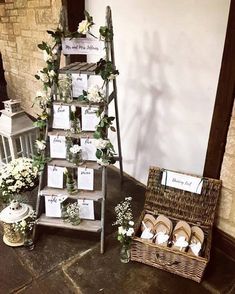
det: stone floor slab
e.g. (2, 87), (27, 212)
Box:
(0, 238), (32, 293)
(65, 236), (211, 294)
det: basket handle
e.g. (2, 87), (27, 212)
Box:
(155, 253), (181, 267)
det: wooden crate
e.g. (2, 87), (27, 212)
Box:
(130, 166), (222, 282)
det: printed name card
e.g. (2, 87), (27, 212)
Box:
(72, 74), (88, 97)
(81, 106), (99, 131)
(52, 104), (70, 129)
(77, 167), (94, 190)
(49, 135), (66, 158)
(47, 165), (64, 188)
(77, 199), (95, 220)
(80, 138), (97, 161)
(62, 38), (103, 55)
(161, 170), (203, 194)
(45, 195), (67, 217)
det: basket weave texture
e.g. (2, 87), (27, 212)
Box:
(131, 166), (222, 282)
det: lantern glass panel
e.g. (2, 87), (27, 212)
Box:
(0, 136), (12, 164)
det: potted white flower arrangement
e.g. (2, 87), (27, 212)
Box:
(68, 144), (83, 166)
(0, 157), (39, 202)
(62, 202), (81, 226)
(113, 197), (135, 263)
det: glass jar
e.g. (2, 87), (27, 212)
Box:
(120, 244), (131, 263)
(70, 119), (81, 134)
(69, 150), (83, 166)
(58, 74), (73, 103)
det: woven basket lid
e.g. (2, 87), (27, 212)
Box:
(0, 200), (33, 224)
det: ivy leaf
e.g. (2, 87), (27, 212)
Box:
(110, 126), (116, 132)
(96, 149), (102, 159)
(35, 74), (40, 80)
(93, 131), (101, 139)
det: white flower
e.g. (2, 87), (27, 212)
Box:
(78, 19), (90, 34)
(48, 70), (56, 77)
(95, 138), (110, 149)
(38, 71), (49, 83)
(129, 221), (134, 226)
(36, 90), (44, 97)
(20, 220), (27, 227)
(69, 144), (82, 154)
(43, 50), (53, 62)
(71, 105), (76, 112)
(35, 140), (46, 151)
(108, 73), (117, 81)
(126, 227), (134, 237)
(87, 85), (104, 103)
(118, 226), (126, 235)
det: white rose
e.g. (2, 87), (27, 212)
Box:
(118, 226), (126, 235)
(87, 85), (104, 103)
(36, 90), (43, 97)
(71, 105), (76, 112)
(48, 70), (56, 77)
(36, 140), (46, 151)
(126, 227), (134, 237)
(38, 72), (49, 83)
(108, 73), (117, 81)
(95, 138), (110, 149)
(77, 19), (90, 34)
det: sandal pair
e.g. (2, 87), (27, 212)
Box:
(141, 214), (172, 246)
(172, 221), (204, 256)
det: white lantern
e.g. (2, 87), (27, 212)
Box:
(0, 99), (37, 167)
(0, 200), (33, 246)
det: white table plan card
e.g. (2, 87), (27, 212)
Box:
(47, 165), (64, 189)
(81, 106), (100, 131)
(45, 195), (67, 217)
(80, 138), (97, 161)
(49, 135), (66, 158)
(72, 74), (88, 97)
(77, 199), (95, 220)
(52, 104), (70, 129)
(77, 167), (94, 190)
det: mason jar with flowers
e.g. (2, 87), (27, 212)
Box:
(113, 197), (135, 263)
(63, 168), (77, 194)
(68, 144), (83, 166)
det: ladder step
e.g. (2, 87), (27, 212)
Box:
(53, 100), (103, 108)
(59, 62), (98, 75)
(48, 130), (95, 139)
(36, 214), (102, 232)
(40, 187), (103, 201)
(49, 159), (101, 170)
(114, 156), (121, 161)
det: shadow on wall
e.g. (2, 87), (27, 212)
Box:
(121, 32), (176, 181)
(0, 53), (8, 110)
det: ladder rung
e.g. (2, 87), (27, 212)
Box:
(108, 91), (116, 104)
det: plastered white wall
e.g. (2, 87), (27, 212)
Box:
(86, 0), (230, 184)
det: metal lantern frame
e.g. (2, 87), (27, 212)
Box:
(0, 99), (38, 166)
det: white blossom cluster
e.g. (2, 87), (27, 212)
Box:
(94, 138), (110, 150)
(87, 85), (105, 103)
(35, 91), (50, 108)
(113, 197), (135, 245)
(12, 210), (36, 236)
(78, 19), (92, 35)
(0, 158), (39, 197)
(35, 139), (46, 151)
(69, 144), (82, 154)
(62, 202), (81, 225)
(43, 48), (57, 63)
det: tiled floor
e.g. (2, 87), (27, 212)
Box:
(0, 167), (235, 294)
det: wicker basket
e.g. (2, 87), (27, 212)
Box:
(131, 166), (222, 282)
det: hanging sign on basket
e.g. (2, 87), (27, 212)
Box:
(62, 38), (103, 55)
(161, 170), (203, 194)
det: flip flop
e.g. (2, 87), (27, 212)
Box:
(188, 226), (204, 256)
(172, 220), (191, 252)
(154, 215), (173, 246)
(141, 213), (155, 233)
(140, 213), (155, 240)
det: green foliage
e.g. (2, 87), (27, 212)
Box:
(99, 26), (113, 41)
(95, 58), (119, 81)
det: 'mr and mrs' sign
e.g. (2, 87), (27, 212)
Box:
(62, 38), (103, 55)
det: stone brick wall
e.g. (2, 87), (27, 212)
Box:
(0, 0), (62, 116)
(217, 101), (235, 238)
